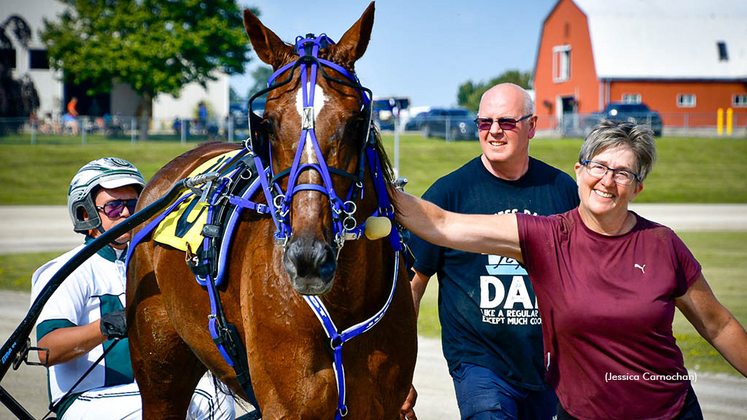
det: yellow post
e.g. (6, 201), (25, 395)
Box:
(717, 108), (724, 135)
(726, 108), (733, 136)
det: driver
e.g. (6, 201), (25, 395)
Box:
(30, 157), (235, 419)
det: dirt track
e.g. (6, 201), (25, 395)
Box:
(1, 205), (746, 419)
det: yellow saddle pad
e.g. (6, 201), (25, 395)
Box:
(153, 150), (242, 252)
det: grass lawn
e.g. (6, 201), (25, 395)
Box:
(1, 133), (747, 204)
(382, 134), (747, 202)
(1, 133), (746, 376)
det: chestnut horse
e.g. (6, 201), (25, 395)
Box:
(126, 3), (417, 419)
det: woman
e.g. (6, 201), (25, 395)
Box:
(396, 120), (747, 419)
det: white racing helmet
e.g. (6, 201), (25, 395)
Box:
(67, 157), (146, 234)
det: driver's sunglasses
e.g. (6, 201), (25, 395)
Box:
(474, 114), (533, 131)
(97, 199), (138, 219)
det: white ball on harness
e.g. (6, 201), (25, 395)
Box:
(364, 216), (392, 240)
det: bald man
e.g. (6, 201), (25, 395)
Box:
(409, 84), (579, 420)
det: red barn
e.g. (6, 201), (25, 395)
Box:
(533, 0), (747, 134)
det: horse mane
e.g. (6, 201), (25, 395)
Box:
(368, 126), (393, 185)
(366, 125), (404, 222)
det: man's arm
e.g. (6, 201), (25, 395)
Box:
(37, 321), (107, 366)
(394, 190), (523, 263)
(411, 270), (431, 317)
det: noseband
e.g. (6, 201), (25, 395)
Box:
(247, 34), (381, 252)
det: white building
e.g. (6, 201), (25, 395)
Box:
(3, 0), (229, 122)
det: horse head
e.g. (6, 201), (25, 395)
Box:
(243, 3), (382, 296)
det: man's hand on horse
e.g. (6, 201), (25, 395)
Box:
(100, 308), (127, 339)
(399, 384), (418, 420)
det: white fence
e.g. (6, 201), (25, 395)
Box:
(0, 114), (251, 144)
(2, 111), (746, 144)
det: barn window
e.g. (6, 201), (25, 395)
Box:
(733, 95), (747, 108)
(622, 94), (641, 104)
(677, 94), (696, 108)
(717, 41), (728, 61)
(553, 45), (571, 83)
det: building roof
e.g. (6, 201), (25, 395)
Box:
(571, 0), (747, 80)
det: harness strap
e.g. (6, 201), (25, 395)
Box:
(253, 154), (290, 246)
(204, 270), (261, 411)
(303, 251), (401, 420)
(127, 151), (263, 417)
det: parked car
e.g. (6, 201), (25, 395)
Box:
(586, 102), (663, 136)
(404, 112), (428, 131)
(417, 108), (478, 140)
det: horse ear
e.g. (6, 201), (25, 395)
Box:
(243, 9), (294, 69)
(333, 2), (375, 65)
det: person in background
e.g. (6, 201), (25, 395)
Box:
(64, 97), (79, 134)
(396, 120), (747, 419)
(198, 101), (208, 133)
(408, 83), (579, 420)
(31, 157), (235, 419)
(66, 97), (79, 118)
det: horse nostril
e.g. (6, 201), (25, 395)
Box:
(316, 245), (337, 281)
(283, 238), (337, 282)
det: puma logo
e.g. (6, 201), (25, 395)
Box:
(635, 264), (646, 274)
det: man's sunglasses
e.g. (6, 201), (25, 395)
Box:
(474, 114), (533, 131)
(97, 199), (138, 218)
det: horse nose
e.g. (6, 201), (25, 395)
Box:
(283, 237), (337, 295)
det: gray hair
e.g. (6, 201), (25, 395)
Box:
(579, 119), (657, 183)
(521, 89), (534, 115)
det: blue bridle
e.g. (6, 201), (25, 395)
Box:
(248, 33), (378, 251)
(246, 34), (404, 419)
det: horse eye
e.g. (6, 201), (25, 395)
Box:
(349, 115), (367, 136)
(261, 119), (276, 138)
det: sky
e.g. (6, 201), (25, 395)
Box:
(232, 0), (559, 109)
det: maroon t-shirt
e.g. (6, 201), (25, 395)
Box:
(517, 209), (701, 420)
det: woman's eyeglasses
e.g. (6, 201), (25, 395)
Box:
(97, 199), (138, 218)
(474, 114), (533, 131)
(582, 160), (640, 186)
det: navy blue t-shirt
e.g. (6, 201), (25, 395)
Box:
(410, 156), (579, 391)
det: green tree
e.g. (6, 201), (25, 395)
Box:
(246, 65), (273, 99)
(457, 70), (532, 112)
(41, 0), (255, 139)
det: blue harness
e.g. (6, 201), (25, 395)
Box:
(128, 34), (405, 420)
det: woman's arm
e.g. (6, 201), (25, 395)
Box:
(675, 274), (747, 377)
(394, 190), (523, 263)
